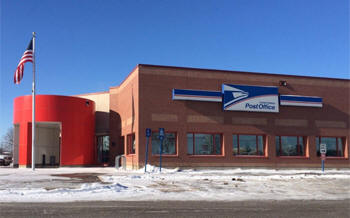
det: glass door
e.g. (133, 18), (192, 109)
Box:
(97, 136), (109, 164)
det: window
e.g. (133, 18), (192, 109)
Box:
(316, 137), (345, 157)
(152, 132), (177, 155)
(187, 133), (222, 155)
(127, 133), (135, 154)
(276, 136), (305, 156)
(233, 135), (265, 156)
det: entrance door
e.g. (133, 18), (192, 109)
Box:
(97, 136), (109, 164)
(35, 122), (61, 167)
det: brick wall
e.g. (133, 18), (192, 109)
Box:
(134, 65), (349, 168)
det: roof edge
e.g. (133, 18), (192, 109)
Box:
(109, 64), (140, 89)
(138, 64), (350, 82)
(74, 91), (109, 96)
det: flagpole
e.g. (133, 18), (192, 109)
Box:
(31, 32), (36, 171)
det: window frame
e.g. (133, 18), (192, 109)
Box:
(126, 133), (136, 155)
(187, 132), (223, 156)
(151, 131), (178, 156)
(316, 136), (346, 157)
(232, 134), (266, 156)
(276, 135), (306, 157)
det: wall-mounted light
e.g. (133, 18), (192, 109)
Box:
(85, 101), (90, 106)
(279, 80), (287, 86)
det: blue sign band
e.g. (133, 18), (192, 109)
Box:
(280, 95), (323, 107)
(280, 95), (322, 102)
(172, 89), (222, 102)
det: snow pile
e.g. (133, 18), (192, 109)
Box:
(136, 164), (182, 173)
(0, 166), (349, 202)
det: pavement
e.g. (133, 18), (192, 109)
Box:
(0, 200), (349, 218)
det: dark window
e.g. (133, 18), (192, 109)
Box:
(276, 136), (305, 156)
(127, 133), (135, 154)
(187, 133), (222, 155)
(316, 137), (345, 157)
(152, 132), (177, 155)
(233, 135), (265, 156)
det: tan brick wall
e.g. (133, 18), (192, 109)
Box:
(151, 113), (178, 122)
(187, 115), (223, 124)
(109, 67), (139, 168)
(275, 119), (308, 127)
(315, 120), (347, 128)
(76, 92), (109, 112)
(232, 117), (267, 125)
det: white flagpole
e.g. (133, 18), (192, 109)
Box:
(31, 32), (36, 171)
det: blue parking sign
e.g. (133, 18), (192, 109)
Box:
(146, 128), (151, 137)
(158, 128), (165, 172)
(159, 128), (165, 140)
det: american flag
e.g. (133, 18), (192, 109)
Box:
(14, 39), (34, 84)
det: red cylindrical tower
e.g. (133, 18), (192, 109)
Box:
(13, 95), (95, 166)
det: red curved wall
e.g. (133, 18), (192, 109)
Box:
(14, 95), (95, 166)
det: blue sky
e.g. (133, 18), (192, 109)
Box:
(0, 0), (349, 136)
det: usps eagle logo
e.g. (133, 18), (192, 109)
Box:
(223, 86), (249, 109)
(231, 88), (249, 103)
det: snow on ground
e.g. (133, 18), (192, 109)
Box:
(0, 166), (349, 202)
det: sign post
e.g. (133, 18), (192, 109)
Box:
(320, 143), (327, 172)
(158, 128), (165, 173)
(144, 128), (151, 173)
